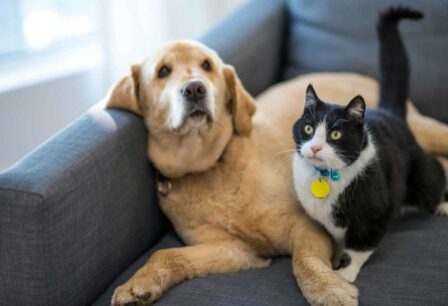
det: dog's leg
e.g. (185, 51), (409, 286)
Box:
(111, 238), (269, 306)
(407, 111), (448, 154)
(288, 219), (359, 306)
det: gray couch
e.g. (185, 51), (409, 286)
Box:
(1, 0), (447, 305)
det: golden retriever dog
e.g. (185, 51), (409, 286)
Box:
(105, 40), (448, 306)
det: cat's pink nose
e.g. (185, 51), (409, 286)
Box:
(311, 146), (321, 154)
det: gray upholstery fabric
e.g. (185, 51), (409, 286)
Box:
(2, 0), (448, 305)
(0, 1), (287, 304)
(284, 0), (448, 123)
(0, 109), (165, 305)
(93, 210), (448, 306)
(201, 0), (287, 97)
(92, 231), (307, 306)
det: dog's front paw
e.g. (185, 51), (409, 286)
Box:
(111, 275), (163, 306)
(300, 274), (358, 306)
(322, 278), (358, 306)
(315, 277), (358, 306)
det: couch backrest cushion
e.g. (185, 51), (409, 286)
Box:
(284, 0), (448, 122)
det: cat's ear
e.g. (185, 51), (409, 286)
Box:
(345, 95), (366, 124)
(305, 84), (319, 108)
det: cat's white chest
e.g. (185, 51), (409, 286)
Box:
(292, 154), (347, 241)
(292, 138), (376, 242)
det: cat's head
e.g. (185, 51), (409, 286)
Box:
(293, 84), (367, 169)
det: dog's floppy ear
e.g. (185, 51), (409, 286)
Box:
(224, 65), (256, 136)
(105, 64), (142, 116)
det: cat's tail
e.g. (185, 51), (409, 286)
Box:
(377, 7), (423, 119)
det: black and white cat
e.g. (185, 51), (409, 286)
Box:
(292, 7), (447, 283)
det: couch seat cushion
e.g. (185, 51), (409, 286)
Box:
(94, 210), (448, 305)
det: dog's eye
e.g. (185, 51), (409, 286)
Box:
(158, 65), (171, 78)
(201, 60), (211, 72)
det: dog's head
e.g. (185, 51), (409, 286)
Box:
(105, 40), (256, 177)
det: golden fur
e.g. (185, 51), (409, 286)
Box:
(105, 40), (448, 306)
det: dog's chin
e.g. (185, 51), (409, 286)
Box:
(175, 109), (213, 135)
(186, 112), (208, 128)
(188, 110), (209, 124)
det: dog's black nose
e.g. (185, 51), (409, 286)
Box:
(182, 81), (206, 102)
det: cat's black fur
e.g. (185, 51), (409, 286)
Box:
(292, 7), (446, 254)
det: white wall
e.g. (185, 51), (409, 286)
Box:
(0, 69), (105, 170)
(104, 0), (246, 83)
(0, 0), (246, 171)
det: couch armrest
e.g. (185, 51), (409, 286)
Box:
(0, 109), (164, 305)
(201, 0), (287, 96)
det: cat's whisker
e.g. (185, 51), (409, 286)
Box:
(275, 156), (294, 174)
(319, 155), (345, 170)
(274, 149), (297, 157)
(273, 150), (297, 166)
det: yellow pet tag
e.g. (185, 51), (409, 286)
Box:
(311, 179), (330, 199)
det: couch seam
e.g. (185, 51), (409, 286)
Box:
(0, 187), (45, 201)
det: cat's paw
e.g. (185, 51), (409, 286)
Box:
(335, 249), (373, 283)
(336, 264), (360, 283)
(333, 253), (351, 270)
(435, 202), (448, 216)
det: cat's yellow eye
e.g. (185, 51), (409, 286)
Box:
(330, 130), (342, 140)
(304, 124), (314, 135)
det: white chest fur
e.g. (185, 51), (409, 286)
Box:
(292, 139), (376, 242)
